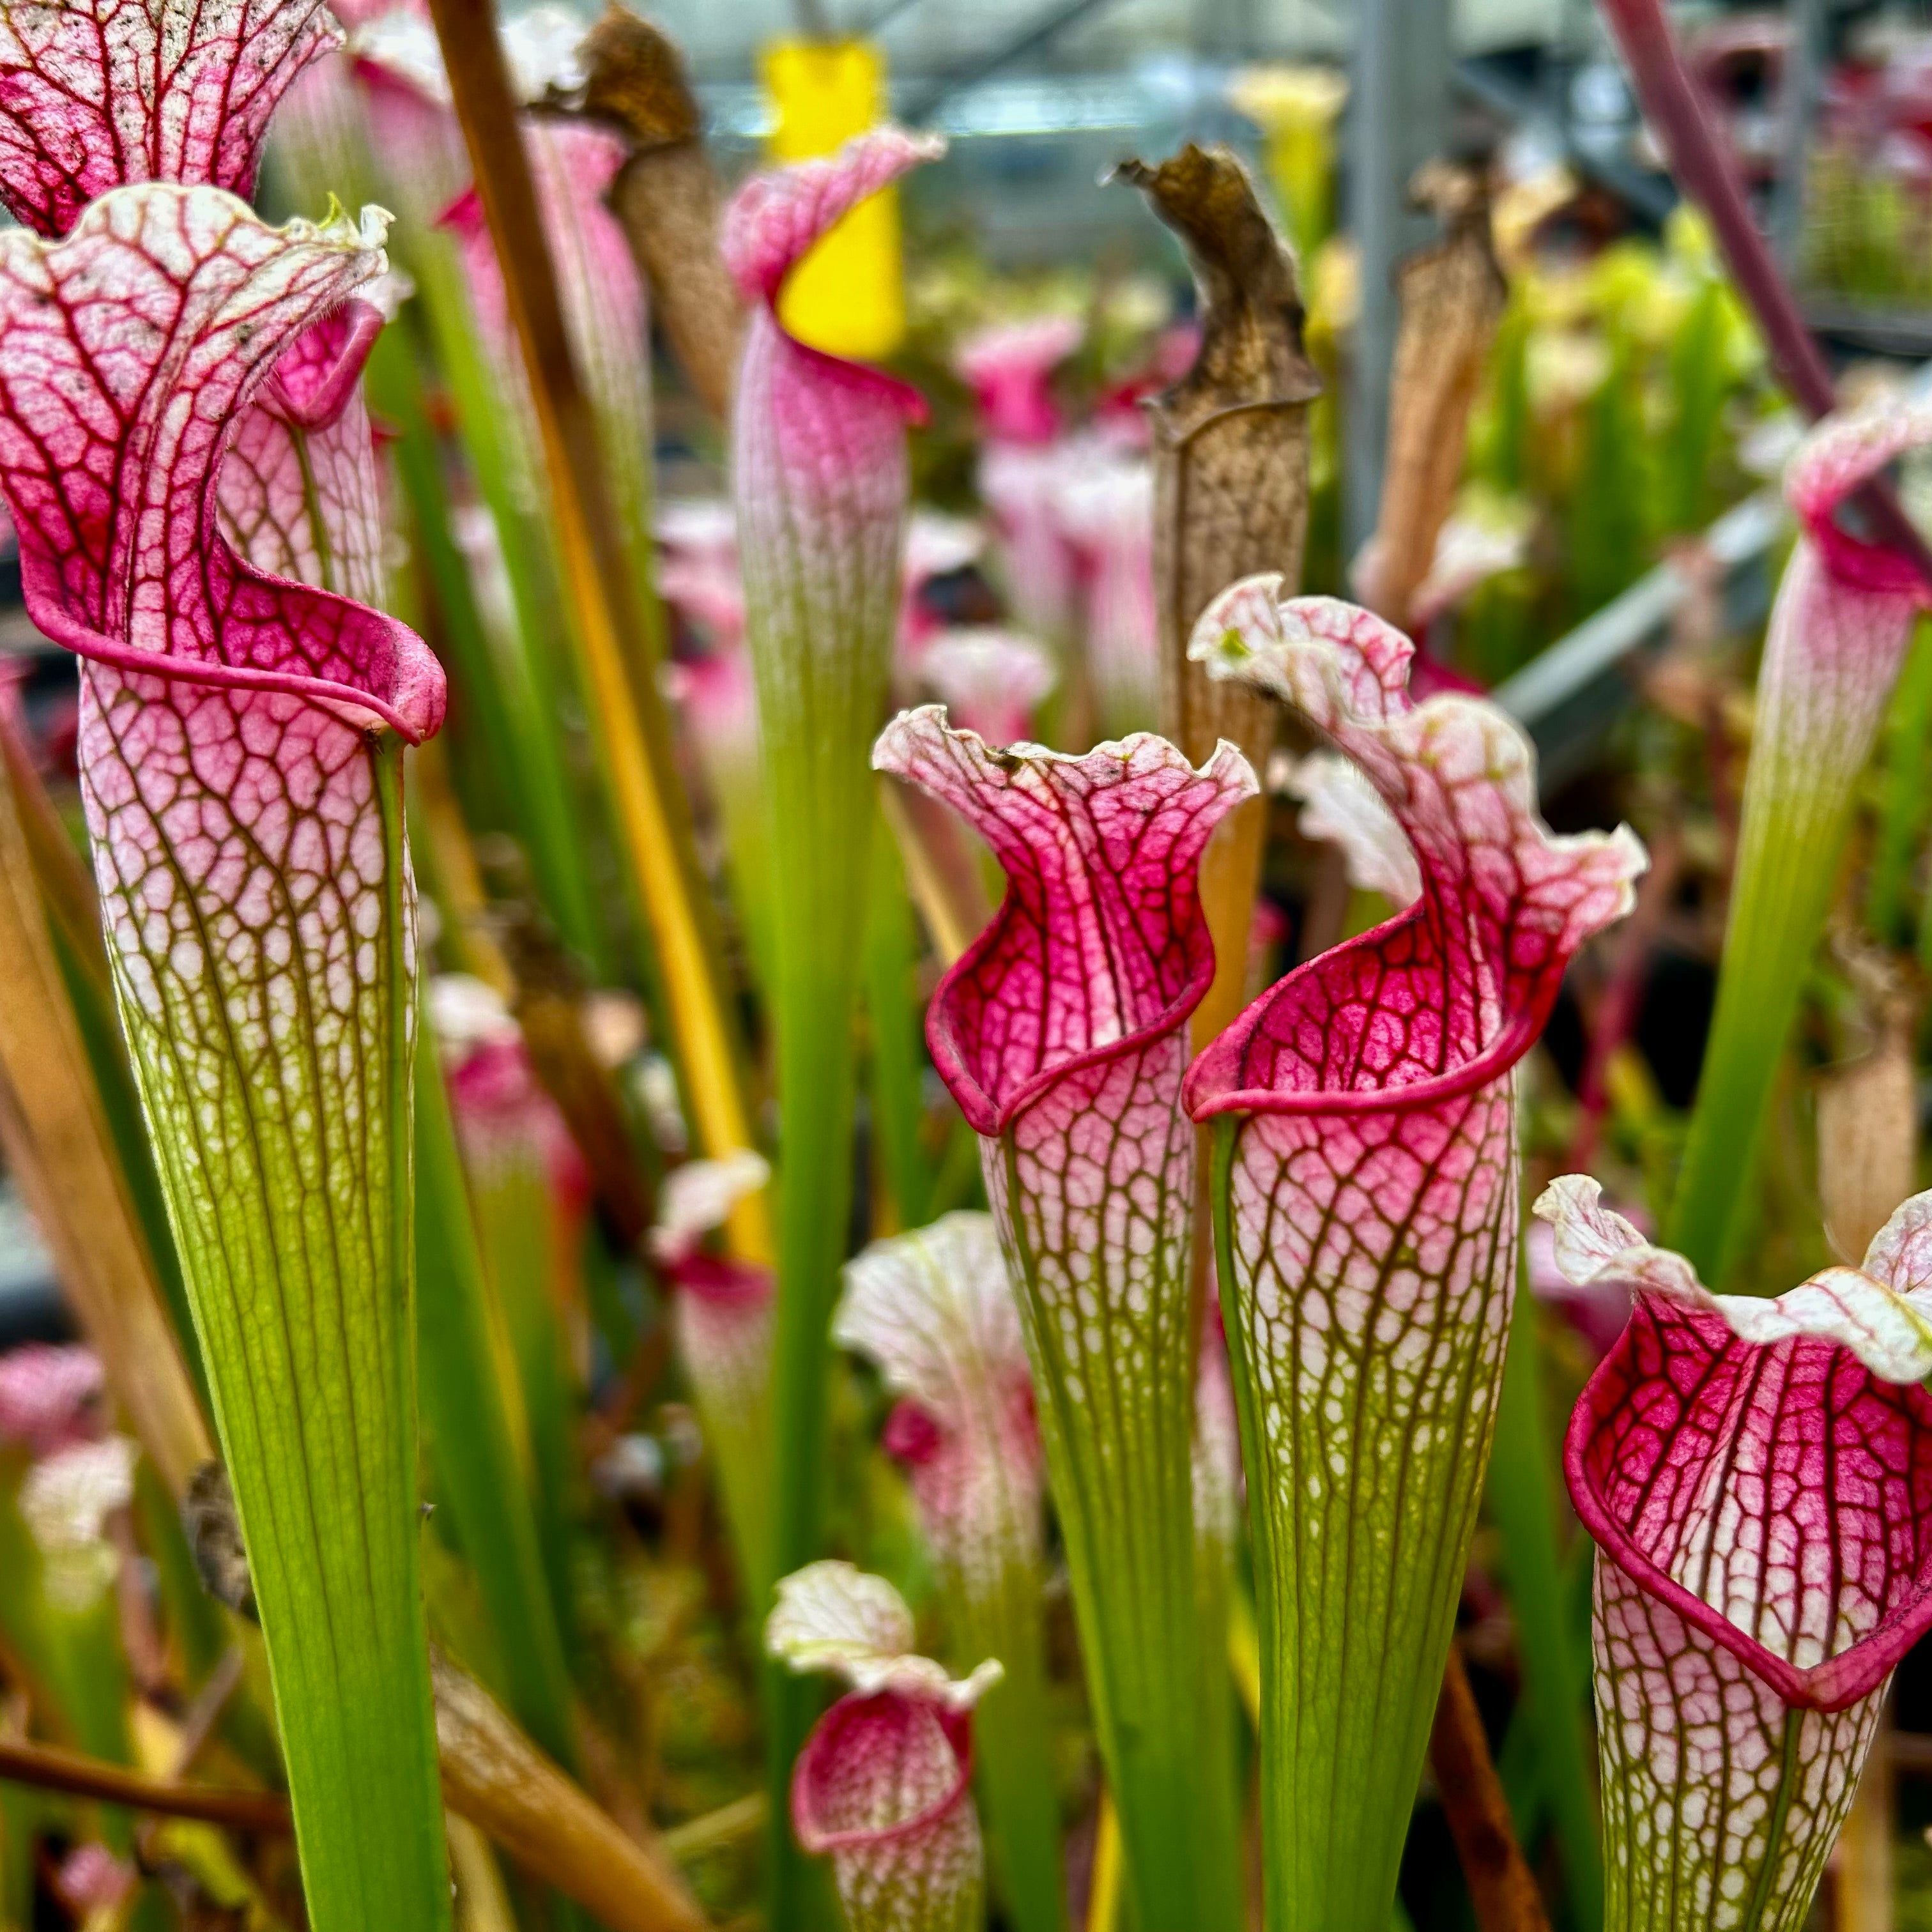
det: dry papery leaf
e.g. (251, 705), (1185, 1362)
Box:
(1361, 161), (1507, 636)
(558, 4), (742, 418)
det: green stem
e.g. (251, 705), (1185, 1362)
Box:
(1193, 1512), (1243, 1932)
(710, 753), (777, 1008)
(43, 1598), (132, 1851)
(134, 1457), (223, 1690)
(756, 594), (891, 1932)
(866, 811), (934, 1232)
(767, 954), (864, 1579)
(1567, 330), (1650, 621)
(1668, 649), (1887, 1284)
(961, 1549), (1067, 1932)
(413, 1029), (578, 1767)
(763, 919), (868, 1926)
(463, 1134), (581, 1668)
(1011, 1128), (1241, 1932)
(1496, 1542), (1601, 1858)
(418, 233), (739, 1129)
(1486, 1280), (1602, 1931)
(930, 1116), (985, 1215)
(1871, 619), (1932, 946)
(137, 744), (448, 1931)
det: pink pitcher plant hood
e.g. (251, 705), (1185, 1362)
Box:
(657, 496), (740, 573)
(872, 703), (1254, 1929)
(444, 1036), (590, 1223)
(1185, 589), (1643, 1113)
(873, 708), (1256, 1138)
(657, 500), (748, 690)
(217, 272), (402, 607)
(429, 974), (587, 1216)
(1525, 1212), (1634, 1362)
(55, 1843), (135, 1915)
(1540, 1174), (1932, 1932)
(1671, 396), (1932, 1281)
(358, 3), (652, 533)
(725, 128), (940, 622)
(918, 628), (1056, 747)
(1404, 510), (1530, 630)
(954, 313), (1081, 447)
(0, 0), (341, 236)
(659, 564), (746, 655)
(0, 188), (430, 723)
(770, 1561), (999, 1932)
(836, 1211), (1043, 1595)
(663, 642), (757, 816)
(652, 1152), (776, 1591)
(903, 512), (983, 585)
(1183, 584), (1643, 1929)
(0, 0), (404, 622)
(653, 1149), (774, 1275)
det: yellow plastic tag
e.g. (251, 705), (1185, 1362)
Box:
(762, 38), (906, 360)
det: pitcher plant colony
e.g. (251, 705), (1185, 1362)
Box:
(0, 1), (1926, 1930)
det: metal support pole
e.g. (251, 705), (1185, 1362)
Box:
(1345, 0), (1450, 562)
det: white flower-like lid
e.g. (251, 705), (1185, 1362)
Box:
(835, 1211), (1026, 1424)
(353, 1), (585, 103)
(427, 974), (520, 1055)
(21, 1436), (136, 1610)
(1282, 751), (1421, 906)
(1535, 1174), (1932, 1383)
(22, 1435), (135, 1552)
(650, 1151), (772, 1264)
(766, 1561), (1002, 1712)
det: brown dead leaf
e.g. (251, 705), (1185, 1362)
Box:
(560, 7), (742, 418)
(1117, 142), (1322, 1052)
(1362, 163), (1507, 632)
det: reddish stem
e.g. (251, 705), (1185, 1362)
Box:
(1600, 0), (1932, 583)
(1428, 1643), (1551, 1932)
